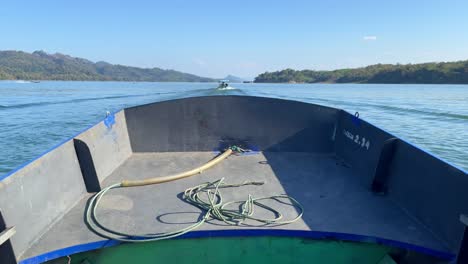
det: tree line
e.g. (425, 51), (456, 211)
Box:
(254, 61), (468, 84)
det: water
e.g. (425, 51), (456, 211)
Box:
(1, 81), (467, 176)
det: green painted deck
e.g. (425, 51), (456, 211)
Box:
(46, 237), (395, 264)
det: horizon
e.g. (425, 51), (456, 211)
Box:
(1, 0), (468, 78)
(4, 49), (468, 81)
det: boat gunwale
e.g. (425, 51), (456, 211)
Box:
(1, 95), (465, 185)
(0, 95), (465, 263)
(0, 110), (121, 182)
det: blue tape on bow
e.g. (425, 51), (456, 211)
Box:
(104, 113), (116, 128)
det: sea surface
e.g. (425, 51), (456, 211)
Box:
(0, 81), (467, 176)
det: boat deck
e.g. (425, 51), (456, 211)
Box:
(22, 151), (449, 260)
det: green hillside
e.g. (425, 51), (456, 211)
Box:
(0, 50), (214, 82)
(255, 61), (468, 84)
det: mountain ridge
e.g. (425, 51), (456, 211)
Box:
(0, 50), (215, 82)
(222, 75), (244, 83)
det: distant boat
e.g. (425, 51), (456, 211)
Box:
(0, 96), (467, 264)
(32, 81), (40, 83)
(217, 80), (229, 89)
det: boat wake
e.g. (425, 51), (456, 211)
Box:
(216, 86), (237, 91)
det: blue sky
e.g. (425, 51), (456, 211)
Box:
(1, 0), (467, 78)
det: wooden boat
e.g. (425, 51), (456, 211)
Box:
(0, 96), (467, 264)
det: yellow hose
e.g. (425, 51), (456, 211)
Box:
(121, 149), (233, 187)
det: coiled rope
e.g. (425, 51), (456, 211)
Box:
(85, 147), (304, 242)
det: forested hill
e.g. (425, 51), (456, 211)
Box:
(0, 50), (214, 82)
(254, 61), (468, 84)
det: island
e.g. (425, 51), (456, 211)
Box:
(254, 61), (468, 84)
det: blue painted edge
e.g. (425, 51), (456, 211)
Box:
(0, 110), (122, 182)
(19, 229), (455, 264)
(19, 240), (120, 264)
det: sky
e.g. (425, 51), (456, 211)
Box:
(1, 0), (468, 78)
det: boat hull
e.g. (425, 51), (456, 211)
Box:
(0, 95), (466, 264)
